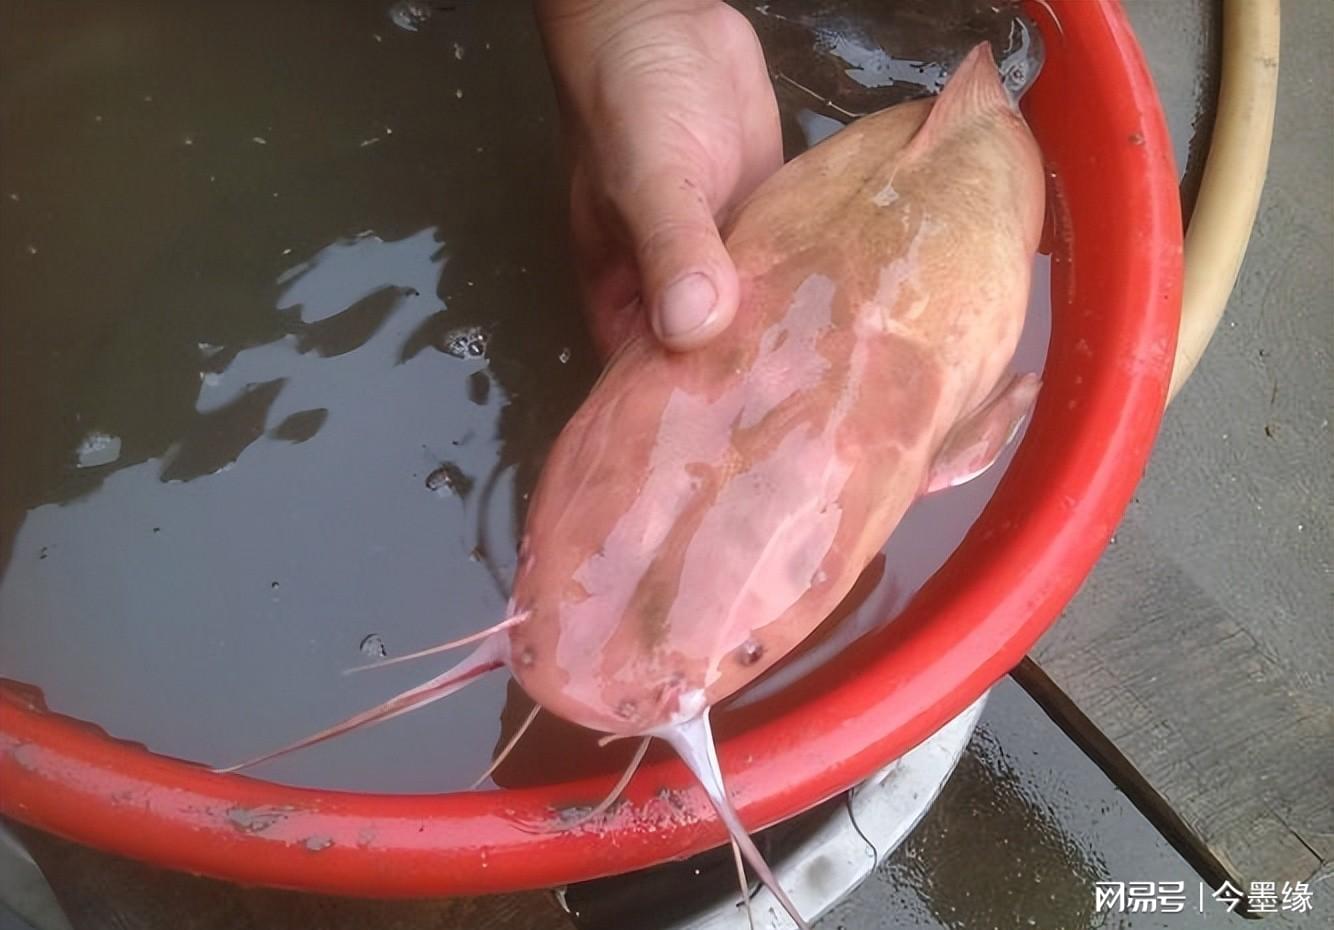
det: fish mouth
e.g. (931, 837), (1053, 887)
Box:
(643, 682), (709, 734)
(668, 686), (709, 723)
(596, 676), (709, 738)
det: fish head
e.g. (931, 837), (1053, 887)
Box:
(504, 313), (877, 737)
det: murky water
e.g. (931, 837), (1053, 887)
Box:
(1, 0), (1049, 794)
(0, 0), (594, 792)
(740, 0), (1045, 157)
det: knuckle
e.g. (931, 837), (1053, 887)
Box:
(636, 214), (713, 266)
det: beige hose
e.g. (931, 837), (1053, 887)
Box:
(1169, 0), (1281, 402)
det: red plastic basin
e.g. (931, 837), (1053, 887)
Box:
(0, 0), (1181, 898)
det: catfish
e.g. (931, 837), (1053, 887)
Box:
(216, 42), (1045, 930)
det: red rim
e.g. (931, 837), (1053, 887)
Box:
(1, 0), (1181, 897)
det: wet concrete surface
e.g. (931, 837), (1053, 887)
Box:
(819, 679), (1316, 930)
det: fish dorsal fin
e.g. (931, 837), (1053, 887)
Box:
(903, 42), (1016, 161)
(657, 712), (812, 930)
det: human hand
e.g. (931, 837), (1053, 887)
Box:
(535, 0), (781, 353)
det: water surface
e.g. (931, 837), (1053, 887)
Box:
(2, 0), (1049, 793)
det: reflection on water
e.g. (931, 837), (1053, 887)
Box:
(0, 0), (595, 792)
(3, 0), (1048, 794)
(741, 0), (1043, 159)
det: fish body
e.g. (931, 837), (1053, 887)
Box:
(217, 43), (1046, 930)
(508, 42), (1044, 740)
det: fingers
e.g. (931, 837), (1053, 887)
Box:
(542, 1), (779, 353)
(614, 169), (740, 351)
(568, 167), (645, 359)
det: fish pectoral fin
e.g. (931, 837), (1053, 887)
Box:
(924, 372), (1041, 495)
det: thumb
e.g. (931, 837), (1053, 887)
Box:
(615, 171), (739, 351)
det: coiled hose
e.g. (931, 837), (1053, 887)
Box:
(1170, 0), (1280, 401)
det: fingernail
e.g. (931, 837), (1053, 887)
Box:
(657, 273), (717, 340)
